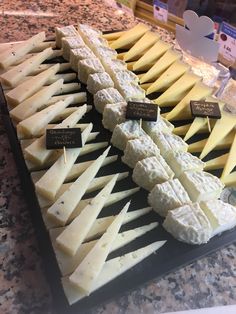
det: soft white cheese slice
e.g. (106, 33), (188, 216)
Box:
(62, 36), (85, 61)
(70, 47), (95, 71)
(78, 58), (105, 83)
(102, 58), (127, 77)
(117, 81), (145, 101)
(87, 72), (114, 95)
(102, 102), (127, 132)
(111, 69), (139, 86)
(55, 25), (78, 48)
(94, 87), (124, 114)
(93, 46), (117, 60)
(142, 118), (174, 139)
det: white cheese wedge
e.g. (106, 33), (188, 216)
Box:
(46, 147), (110, 225)
(142, 118), (174, 139)
(55, 82), (81, 95)
(133, 40), (171, 71)
(78, 58), (105, 83)
(111, 120), (147, 151)
(55, 25), (78, 48)
(221, 171), (236, 186)
(94, 87), (125, 114)
(45, 72), (77, 85)
(0, 47), (53, 87)
(56, 174), (119, 256)
(117, 81), (145, 101)
(179, 170), (224, 202)
(62, 36), (85, 61)
(166, 82), (213, 121)
(70, 47), (95, 71)
(153, 132), (188, 158)
(163, 203), (212, 245)
(51, 222), (158, 276)
(35, 124), (93, 201)
(85, 36), (109, 50)
(10, 78), (64, 122)
(5, 63), (60, 106)
(46, 92), (86, 107)
(166, 151), (205, 177)
(200, 200), (236, 237)
(147, 61), (190, 94)
(93, 46), (117, 60)
(122, 136), (160, 168)
(0, 32), (45, 69)
(77, 24), (102, 41)
(102, 59), (127, 77)
(102, 102), (127, 132)
(148, 179), (191, 217)
(63, 240), (166, 305)
(124, 31), (160, 62)
(132, 156), (174, 191)
(110, 24), (150, 50)
(111, 69), (139, 86)
(69, 201), (130, 294)
(154, 72), (202, 107)
(87, 72), (114, 95)
(140, 50), (182, 84)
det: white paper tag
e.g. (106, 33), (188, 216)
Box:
(153, 0), (168, 23)
(218, 22), (236, 63)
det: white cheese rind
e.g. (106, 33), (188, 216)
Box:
(70, 47), (95, 71)
(142, 118), (174, 139)
(102, 102), (127, 132)
(117, 81), (145, 101)
(94, 87), (124, 114)
(55, 25), (78, 48)
(78, 58), (105, 83)
(87, 72), (114, 95)
(62, 36), (85, 61)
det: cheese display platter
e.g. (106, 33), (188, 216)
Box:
(1, 23), (236, 314)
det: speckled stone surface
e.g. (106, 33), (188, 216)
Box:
(0, 1), (236, 314)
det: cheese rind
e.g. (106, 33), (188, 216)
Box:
(78, 58), (105, 84)
(55, 25), (78, 48)
(62, 36), (85, 61)
(142, 118), (174, 139)
(70, 47), (95, 71)
(102, 102), (127, 132)
(87, 72), (114, 94)
(94, 87), (124, 114)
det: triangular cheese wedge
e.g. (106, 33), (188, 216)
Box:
(204, 153), (229, 171)
(46, 147), (110, 224)
(46, 92), (86, 108)
(56, 174), (119, 256)
(102, 31), (125, 41)
(166, 82), (213, 121)
(110, 24), (150, 50)
(200, 110), (236, 159)
(221, 132), (236, 179)
(63, 240), (166, 304)
(69, 201), (130, 294)
(140, 49), (182, 84)
(133, 40), (171, 71)
(154, 72), (201, 107)
(147, 61), (190, 94)
(124, 31), (160, 62)
(221, 171), (236, 186)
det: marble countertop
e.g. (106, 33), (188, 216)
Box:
(0, 1), (236, 313)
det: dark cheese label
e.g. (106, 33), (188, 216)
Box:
(126, 101), (158, 121)
(190, 101), (221, 119)
(46, 128), (82, 149)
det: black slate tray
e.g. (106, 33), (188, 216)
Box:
(1, 55), (236, 314)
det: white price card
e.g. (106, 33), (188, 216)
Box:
(218, 22), (236, 63)
(153, 0), (168, 23)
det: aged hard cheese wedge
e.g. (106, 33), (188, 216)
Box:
(51, 222), (158, 276)
(204, 153), (228, 171)
(123, 31), (160, 62)
(6, 63), (60, 106)
(221, 132), (236, 179)
(56, 174), (119, 256)
(35, 124), (93, 201)
(133, 40), (171, 71)
(102, 31), (125, 41)
(110, 24), (150, 50)
(140, 50), (182, 84)
(165, 82), (213, 121)
(69, 201), (130, 294)
(221, 171), (236, 186)
(154, 72), (201, 107)
(147, 61), (190, 94)
(63, 240), (166, 305)
(46, 147), (110, 224)
(0, 47), (53, 87)
(0, 32), (45, 69)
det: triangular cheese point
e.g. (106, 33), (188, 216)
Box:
(140, 49), (182, 84)
(166, 82), (213, 121)
(204, 153), (229, 171)
(110, 24), (150, 50)
(56, 174), (119, 256)
(0, 32), (45, 69)
(6, 63), (60, 106)
(35, 124), (93, 201)
(154, 72), (201, 107)
(123, 31), (160, 62)
(221, 132), (236, 179)
(69, 201), (130, 294)
(133, 40), (171, 71)
(221, 171), (236, 186)
(147, 61), (190, 94)
(46, 146), (110, 224)
(0, 47), (53, 87)
(63, 240), (166, 305)
(200, 110), (236, 159)
(103, 31), (125, 41)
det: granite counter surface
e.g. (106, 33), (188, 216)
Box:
(0, 1), (236, 314)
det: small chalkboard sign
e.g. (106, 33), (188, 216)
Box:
(190, 101), (221, 119)
(46, 128), (82, 149)
(126, 101), (158, 121)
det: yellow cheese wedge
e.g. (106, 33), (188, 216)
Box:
(123, 31), (160, 62)
(221, 171), (236, 187)
(204, 153), (229, 171)
(110, 24), (150, 50)
(200, 110), (236, 159)
(140, 49), (182, 84)
(147, 61), (190, 95)
(155, 72), (202, 107)
(102, 31), (125, 41)
(188, 131), (234, 153)
(133, 40), (171, 71)
(174, 123), (209, 136)
(166, 82), (213, 121)
(221, 132), (236, 179)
